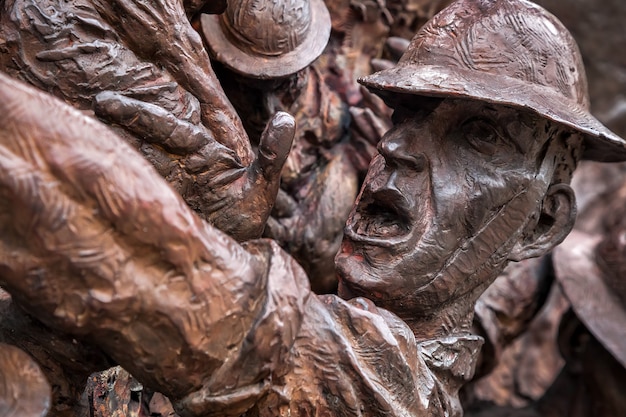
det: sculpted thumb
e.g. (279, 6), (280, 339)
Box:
(256, 112), (296, 181)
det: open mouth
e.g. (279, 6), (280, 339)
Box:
(347, 189), (412, 244)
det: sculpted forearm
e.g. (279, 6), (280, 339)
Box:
(0, 73), (267, 400)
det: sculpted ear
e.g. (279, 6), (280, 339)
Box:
(508, 184), (577, 261)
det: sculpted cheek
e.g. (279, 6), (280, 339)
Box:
(441, 172), (487, 237)
(463, 171), (534, 236)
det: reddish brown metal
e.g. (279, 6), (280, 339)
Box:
(202, 0), (331, 79)
(359, 0), (626, 162)
(0, 343), (51, 417)
(0, 0), (624, 416)
(0, 0), (296, 242)
(554, 230), (626, 369)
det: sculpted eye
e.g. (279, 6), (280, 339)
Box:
(462, 117), (502, 156)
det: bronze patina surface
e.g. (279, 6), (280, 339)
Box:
(0, 0), (625, 416)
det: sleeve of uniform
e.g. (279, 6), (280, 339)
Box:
(172, 240), (482, 417)
(272, 295), (483, 417)
(174, 239), (312, 417)
(0, 74), (307, 414)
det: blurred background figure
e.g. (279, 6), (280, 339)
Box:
(466, 220), (626, 417)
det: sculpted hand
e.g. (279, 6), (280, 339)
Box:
(371, 36), (410, 72)
(0, 73), (271, 398)
(92, 0), (253, 162)
(348, 88), (392, 174)
(91, 0), (190, 63)
(201, 111), (297, 241)
(90, 0), (296, 240)
(95, 92), (296, 241)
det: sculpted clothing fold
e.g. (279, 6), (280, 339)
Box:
(177, 240), (483, 417)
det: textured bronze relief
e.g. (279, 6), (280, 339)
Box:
(0, 0), (296, 242)
(0, 0), (625, 416)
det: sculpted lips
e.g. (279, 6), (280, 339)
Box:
(346, 188), (413, 245)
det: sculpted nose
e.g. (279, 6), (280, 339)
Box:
(379, 137), (427, 172)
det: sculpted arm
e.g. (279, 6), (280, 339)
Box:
(112, 0), (301, 241)
(90, 0), (250, 162)
(95, 0), (300, 240)
(0, 73), (297, 403)
(1, 0), (294, 241)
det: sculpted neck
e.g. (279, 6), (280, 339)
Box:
(402, 300), (476, 342)
(399, 275), (498, 343)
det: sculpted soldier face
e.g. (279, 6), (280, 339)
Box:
(336, 97), (577, 318)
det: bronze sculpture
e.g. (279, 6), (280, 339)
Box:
(0, 0), (295, 242)
(202, 0), (358, 293)
(0, 342), (51, 417)
(463, 0), (626, 407)
(1, 0), (626, 415)
(551, 228), (626, 416)
(468, 224), (626, 417)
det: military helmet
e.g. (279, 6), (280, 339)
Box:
(359, 0), (626, 162)
(201, 0), (331, 79)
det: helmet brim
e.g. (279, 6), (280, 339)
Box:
(554, 230), (626, 369)
(201, 0), (331, 79)
(359, 64), (626, 162)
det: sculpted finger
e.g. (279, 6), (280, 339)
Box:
(272, 189), (299, 219)
(0, 73), (212, 272)
(263, 215), (290, 242)
(207, 113), (294, 241)
(94, 91), (211, 154)
(350, 107), (381, 145)
(255, 111), (296, 181)
(371, 58), (395, 72)
(359, 86), (393, 120)
(385, 36), (411, 61)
